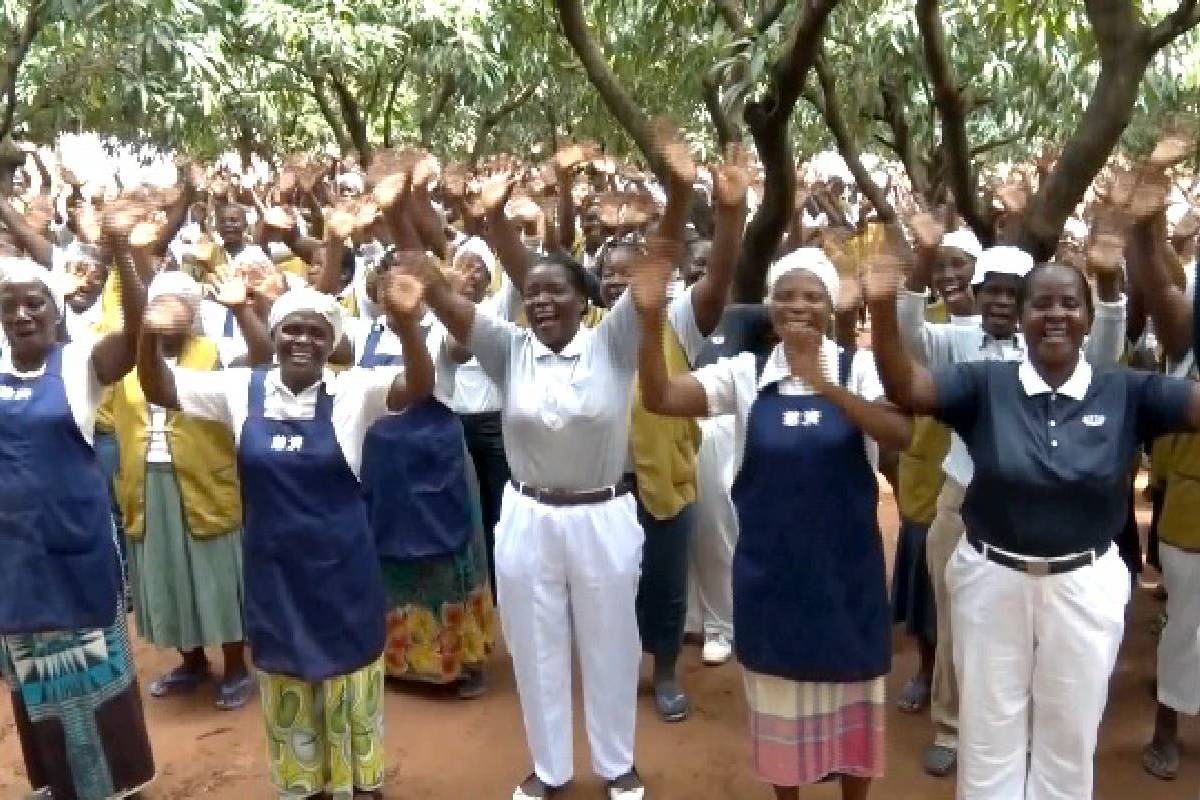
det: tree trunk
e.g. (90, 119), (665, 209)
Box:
(812, 55), (895, 223)
(555, 0), (667, 180)
(915, 0), (993, 246)
(310, 76), (350, 155)
(382, 72), (402, 149)
(419, 72), (457, 150)
(702, 68), (738, 149)
(878, 78), (930, 199)
(469, 85), (536, 166)
(0, 0), (48, 140)
(1011, 0), (1200, 260)
(329, 73), (372, 166)
(736, 0), (841, 301)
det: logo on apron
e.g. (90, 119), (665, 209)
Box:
(270, 435), (305, 452)
(0, 386), (32, 401)
(784, 409), (822, 427)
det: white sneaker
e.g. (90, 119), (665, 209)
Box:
(701, 633), (732, 665)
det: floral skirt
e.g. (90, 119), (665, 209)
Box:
(258, 657), (385, 800)
(743, 670), (886, 787)
(0, 604), (155, 800)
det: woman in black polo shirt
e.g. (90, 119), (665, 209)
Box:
(868, 254), (1200, 800)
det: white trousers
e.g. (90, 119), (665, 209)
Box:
(685, 416), (737, 639)
(495, 484), (645, 787)
(1157, 543), (1200, 715)
(948, 538), (1129, 800)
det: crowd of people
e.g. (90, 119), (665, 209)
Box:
(0, 125), (1199, 800)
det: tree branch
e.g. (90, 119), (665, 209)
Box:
(382, 69), (403, 149)
(702, 68), (739, 147)
(470, 84), (537, 164)
(329, 72), (372, 165)
(879, 76), (929, 198)
(915, 0), (991, 244)
(736, 0), (840, 302)
(419, 72), (458, 150)
(1149, 0), (1200, 50)
(714, 0), (748, 34)
(555, 0), (667, 180)
(310, 75), (350, 154)
(754, 0), (789, 32)
(811, 54), (895, 223)
(0, 0), (48, 140)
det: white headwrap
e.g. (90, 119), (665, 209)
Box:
(972, 246), (1035, 286)
(452, 237), (498, 280)
(147, 271), (203, 334)
(940, 229), (983, 259)
(765, 247), (840, 302)
(230, 244), (272, 270)
(267, 287), (345, 345)
(1061, 217), (1089, 243)
(61, 241), (104, 267)
(0, 257), (64, 316)
(335, 172), (365, 195)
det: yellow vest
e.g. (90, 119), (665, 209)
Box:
(112, 337), (242, 540)
(1159, 431), (1200, 551)
(896, 301), (950, 524)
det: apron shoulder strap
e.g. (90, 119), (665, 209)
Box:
(45, 344), (66, 377)
(359, 323), (385, 367)
(223, 307), (236, 338)
(248, 368), (268, 416)
(315, 380), (335, 420)
(837, 346), (855, 388)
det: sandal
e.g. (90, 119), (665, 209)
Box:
(606, 768), (645, 800)
(897, 676), (931, 713)
(1142, 741), (1179, 780)
(149, 663), (210, 698)
(923, 743), (957, 777)
(512, 773), (565, 799)
(215, 673), (255, 710)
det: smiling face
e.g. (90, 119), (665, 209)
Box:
(767, 270), (831, 343)
(64, 260), (108, 314)
(217, 205), (247, 251)
(932, 246), (976, 314)
(455, 254), (491, 304)
(599, 245), (637, 308)
(683, 240), (711, 287)
(1021, 264), (1093, 372)
(975, 273), (1022, 338)
(1, 281), (59, 366)
(274, 311), (334, 390)
(523, 261), (587, 353)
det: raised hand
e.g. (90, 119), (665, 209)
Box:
(630, 236), (681, 315)
(262, 206), (296, 235)
(411, 154), (439, 190)
(786, 346), (832, 395)
(836, 269), (864, 314)
(1085, 231), (1125, 278)
(326, 205), (357, 240)
(373, 172), (410, 211)
(479, 172), (516, 216)
(553, 140), (602, 174)
(209, 274), (249, 308)
(652, 118), (696, 187)
(129, 220), (159, 251)
(1149, 131), (1194, 171)
(910, 211), (945, 252)
(712, 142), (752, 208)
(864, 254), (907, 306)
(380, 271), (426, 322)
(995, 181), (1028, 215)
(145, 295), (194, 336)
(442, 164), (468, 200)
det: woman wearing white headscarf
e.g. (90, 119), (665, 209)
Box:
(633, 245), (912, 800)
(112, 271), (260, 710)
(137, 280), (433, 800)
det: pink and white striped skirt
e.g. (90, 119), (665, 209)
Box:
(743, 670), (886, 787)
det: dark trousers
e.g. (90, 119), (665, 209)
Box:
(461, 411), (510, 597)
(635, 497), (695, 662)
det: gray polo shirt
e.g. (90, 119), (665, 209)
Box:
(933, 358), (1192, 557)
(469, 290), (640, 491)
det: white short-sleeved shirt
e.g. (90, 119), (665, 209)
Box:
(345, 312), (456, 405)
(693, 338), (885, 477)
(468, 289), (640, 490)
(0, 340), (104, 446)
(173, 365), (403, 479)
(440, 281), (521, 416)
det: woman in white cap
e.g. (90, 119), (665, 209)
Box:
(895, 241), (1126, 777)
(420, 240), (657, 799)
(0, 245), (156, 800)
(868, 246), (1197, 800)
(633, 244), (912, 800)
(137, 279), (432, 800)
(111, 270), (266, 711)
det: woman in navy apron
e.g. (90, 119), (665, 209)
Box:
(632, 247), (912, 800)
(349, 249), (495, 699)
(0, 249), (156, 800)
(137, 280), (432, 800)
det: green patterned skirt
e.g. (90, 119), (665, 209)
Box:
(380, 455), (495, 683)
(258, 657), (385, 800)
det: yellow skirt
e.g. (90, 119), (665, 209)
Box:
(258, 657), (385, 799)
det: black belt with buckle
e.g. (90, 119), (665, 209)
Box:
(967, 534), (1108, 576)
(512, 477), (634, 507)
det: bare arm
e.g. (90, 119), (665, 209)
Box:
(380, 273), (435, 412)
(91, 231), (146, 386)
(1130, 215), (1192, 361)
(478, 174), (531, 289)
(0, 193), (53, 265)
(865, 257), (941, 414)
(692, 145), (748, 336)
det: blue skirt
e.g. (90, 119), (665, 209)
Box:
(891, 519), (936, 644)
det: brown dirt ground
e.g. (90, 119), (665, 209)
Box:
(3, 489), (1198, 799)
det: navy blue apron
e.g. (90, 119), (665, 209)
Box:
(358, 322), (472, 559)
(730, 348), (890, 682)
(0, 346), (119, 633)
(222, 307), (235, 338)
(237, 369), (386, 681)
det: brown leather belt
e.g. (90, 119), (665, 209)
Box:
(511, 477), (634, 507)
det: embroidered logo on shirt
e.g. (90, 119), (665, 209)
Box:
(0, 386), (31, 401)
(784, 409), (821, 427)
(783, 410), (800, 427)
(802, 409), (822, 426)
(270, 435), (305, 452)
(1081, 415), (1105, 428)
